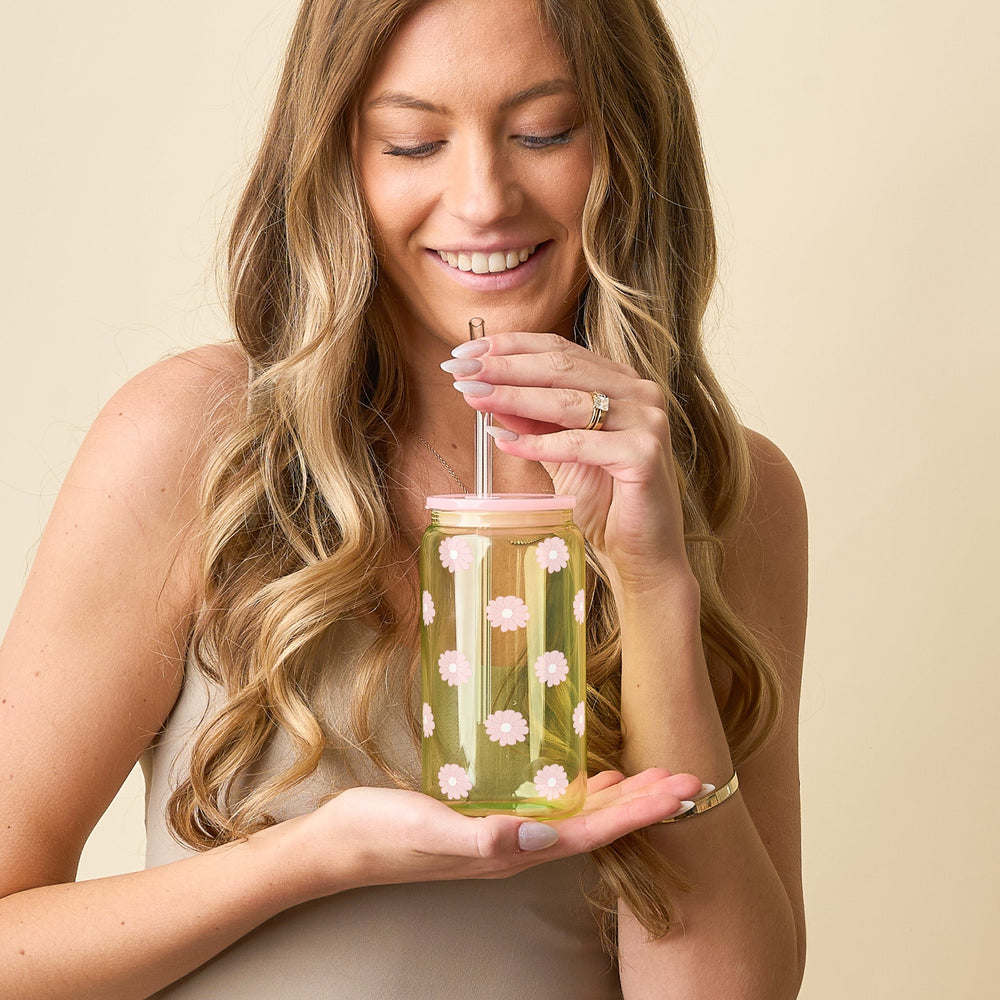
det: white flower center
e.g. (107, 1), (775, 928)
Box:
(502, 608), (512, 618)
(547, 778), (557, 787)
(500, 723), (511, 733)
(449, 548), (458, 559)
(448, 777), (457, 786)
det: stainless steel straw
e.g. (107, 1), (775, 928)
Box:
(469, 317), (492, 496)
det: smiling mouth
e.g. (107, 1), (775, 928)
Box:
(435, 245), (539, 275)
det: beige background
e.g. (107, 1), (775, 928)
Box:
(2, 1), (997, 995)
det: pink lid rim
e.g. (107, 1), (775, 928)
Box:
(426, 492), (576, 511)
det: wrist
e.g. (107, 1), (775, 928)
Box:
(611, 563), (701, 622)
(248, 812), (343, 908)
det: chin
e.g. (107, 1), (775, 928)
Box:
(434, 301), (579, 342)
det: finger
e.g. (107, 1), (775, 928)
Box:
(475, 349), (649, 401)
(489, 418), (673, 482)
(555, 789), (686, 851)
(585, 770), (626, 795)
(455, 382), (639, 434)
(457, 330), (639, 382)
(580, 768), (704, 815)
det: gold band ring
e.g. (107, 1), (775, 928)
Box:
(584, 392), (610, 431)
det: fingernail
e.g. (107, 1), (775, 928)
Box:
(485, 426), (518, 442)
(451, 340), (490, 359)
(518, 822), (559, 851)
(453, 380), (493, 397)
(699, 784), (716, 796)
(440, 358), (483, 376)
(671, 800), (696, 818)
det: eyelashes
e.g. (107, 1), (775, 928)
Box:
(382, 141), (441, 158)
(381, 130), (576, 158)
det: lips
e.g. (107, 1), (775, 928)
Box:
(435, 245), (538, 274)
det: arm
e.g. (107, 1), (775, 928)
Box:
(614, 430), (807, 999)
(450, 335), (807, 999)
(0, 347), (698, 1000)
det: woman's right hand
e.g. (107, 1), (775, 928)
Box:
(290, 768), (703, 899)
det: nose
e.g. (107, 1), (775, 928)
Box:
(444, 142), (523, 227)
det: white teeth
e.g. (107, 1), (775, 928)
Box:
(437, 245), (538, 274)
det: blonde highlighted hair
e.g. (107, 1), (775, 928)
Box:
(167, 0), (780, 953)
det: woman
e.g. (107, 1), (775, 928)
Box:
(0, 0), (807, 996)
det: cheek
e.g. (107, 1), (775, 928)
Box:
(548, 151), (593, 239)
(360, 158), (427, 250)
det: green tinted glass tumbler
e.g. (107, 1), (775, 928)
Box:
(419, 494), (587, 818)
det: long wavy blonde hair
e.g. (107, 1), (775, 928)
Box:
(167, 0), (781, 953)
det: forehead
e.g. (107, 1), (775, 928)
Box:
(363, 0), (574, 108)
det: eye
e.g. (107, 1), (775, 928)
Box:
(381, 141), (443, 158)
(519, 130), (575, 150)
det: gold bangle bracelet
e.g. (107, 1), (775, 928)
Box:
(657, 770), (740, 824)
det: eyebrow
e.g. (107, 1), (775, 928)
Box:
(365, 79), (576, 115)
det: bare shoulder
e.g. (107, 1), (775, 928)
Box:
(0, 342), (248, 894)
(719, 427), (808, 646)
(68, 343), (247, 524)
(88, 342), (246, 461)
(718, 429), (808, 967)
(738, 428), (807, 551)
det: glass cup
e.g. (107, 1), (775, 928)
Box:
(419, 494), (587, 818)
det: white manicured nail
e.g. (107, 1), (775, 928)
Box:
(451, 340), (490, 358)
(518, 822), (559, 851)
(485, 426), (518, 442)
(453, 381), (493, 397)
(440, 358), (482, 376)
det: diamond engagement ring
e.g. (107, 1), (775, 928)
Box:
(584, 391), (610, 431)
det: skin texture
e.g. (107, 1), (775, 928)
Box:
(0, 0), (806, 997)
(355, 0), (593, 351)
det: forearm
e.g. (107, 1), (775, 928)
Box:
(0, 817), (318, 1000)
(615, 575), (801, 999)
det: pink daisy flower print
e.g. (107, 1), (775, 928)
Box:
(535, 536), (570, 574)
(486, 595), (530, 632)
(534, 764), (569, 800)
(484, 709), (528, 747)
(438, 763), (472, 800)
(422, 703), (435, 738)
(439, 536), (473, 573)
(534, 650), (569, 687)
(573, 589), (585, 624)
(573, 701), (585, 737)
(438, 649), (472, 686)
(422, 590), (436, 626)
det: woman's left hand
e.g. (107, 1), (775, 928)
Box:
(446, 331), (691, 591)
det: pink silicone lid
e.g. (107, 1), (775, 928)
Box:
(426, 493), (576, 511)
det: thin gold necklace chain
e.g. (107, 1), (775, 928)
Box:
(413, 432), (471, 494)
(412, 433), (546, 545)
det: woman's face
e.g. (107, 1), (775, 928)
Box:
(356, 0), (593, 349)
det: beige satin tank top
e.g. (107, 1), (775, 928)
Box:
(141, 622), (623, 999)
